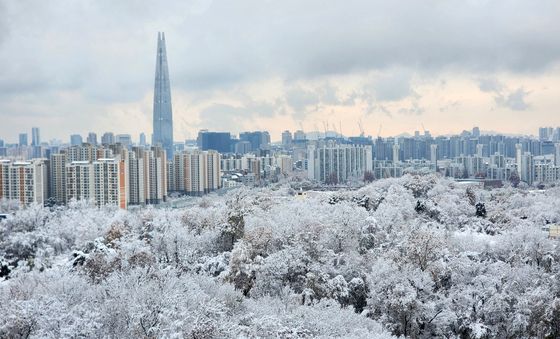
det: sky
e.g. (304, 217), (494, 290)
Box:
(1, 0), (559, 143)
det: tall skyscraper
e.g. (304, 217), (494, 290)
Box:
(152, 32), (174, 160)
(70, 134), (83, 146)
(282, 130), (293, 146)
(101, 132), (115, 145)
(32, 127), (40, 146)
(87, 132), (98, 145)
(139, 133), (147, 147)
(19, 133), (28, 147)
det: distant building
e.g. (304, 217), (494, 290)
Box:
(70, 134), (83, 146)
(87, 132), (98, 146)
(101, 132), (115, 145)
(239, 131), (270, 152)
(555, 143), (560, 167)
(282, 130), (293, 146)
(19, 133), (28, 147)
(472, 126), (480, 138)
(515, 143), (534, 185)
(31, 127), (40, 146)
(115, 134), (132, 148)
(234, 141), (252, 155)
(539, 127), (554, 141)
(294, 130), (306, 142)
(139, 133), (147, 147)
(197, 130), (232, 153)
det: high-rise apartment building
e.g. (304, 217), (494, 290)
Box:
(152, 32), (174, 159)
(49, 153), (67, 205)
(169, 150), (221, 196)
(125, 146), (167, 205)
(0, 159), (48, 206)
(307, 142), (373, 184)
(515, 143), (534, 185)
(65, 158), (127, 208)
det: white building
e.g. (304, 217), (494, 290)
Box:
(307, 142), (373, 183)
(126, 146), (167, 205)
(66, 158), (127, 208)
(169, 150), (221, 196)
(0, 159), (48, 206)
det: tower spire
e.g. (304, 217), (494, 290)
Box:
(152, 32), (174, 159)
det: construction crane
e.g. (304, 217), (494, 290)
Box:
(377, 124), (383, 138)
(357, 119), (365, 137)
(322, 120), (329, 138)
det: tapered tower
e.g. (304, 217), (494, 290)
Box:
(152, 32), (174, 159)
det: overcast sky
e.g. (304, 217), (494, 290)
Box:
(1, 0), (559, 142)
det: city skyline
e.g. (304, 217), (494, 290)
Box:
(2, 125), (560, 145)
(1, 1), (560, 141)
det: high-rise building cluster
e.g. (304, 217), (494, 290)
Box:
(2, 33), (560, 207)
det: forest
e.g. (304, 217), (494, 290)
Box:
(1, 174), (560, 338)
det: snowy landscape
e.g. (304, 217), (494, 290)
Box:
(1, 174), (559, 338)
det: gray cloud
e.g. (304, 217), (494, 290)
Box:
(495, 88), (531, 111)
(478, 78), (531, 111)
(478, 78), (504, 93)
(0, 0), (559, 139)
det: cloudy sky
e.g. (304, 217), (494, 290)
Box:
(1, 0), (559, 142)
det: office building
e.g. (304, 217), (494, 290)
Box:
(70, 134), (83, 146)
(32, 127), (40, 146)
(152, 32), (174, 159)
(87, 132), (98, 146)
(282, 130), (293, 146)
(234, 141), (252, 155)
(197, 130), (232, 153)
(472, 127), (480, 138)
(101, 132), (115, 145)
(116, 134), (132, 148)
(239, 131), (270, 152)
(139, 133), (147, 147)
(19, 133), (28, 147)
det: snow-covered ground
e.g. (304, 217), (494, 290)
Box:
(1, 174), (559, 338)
